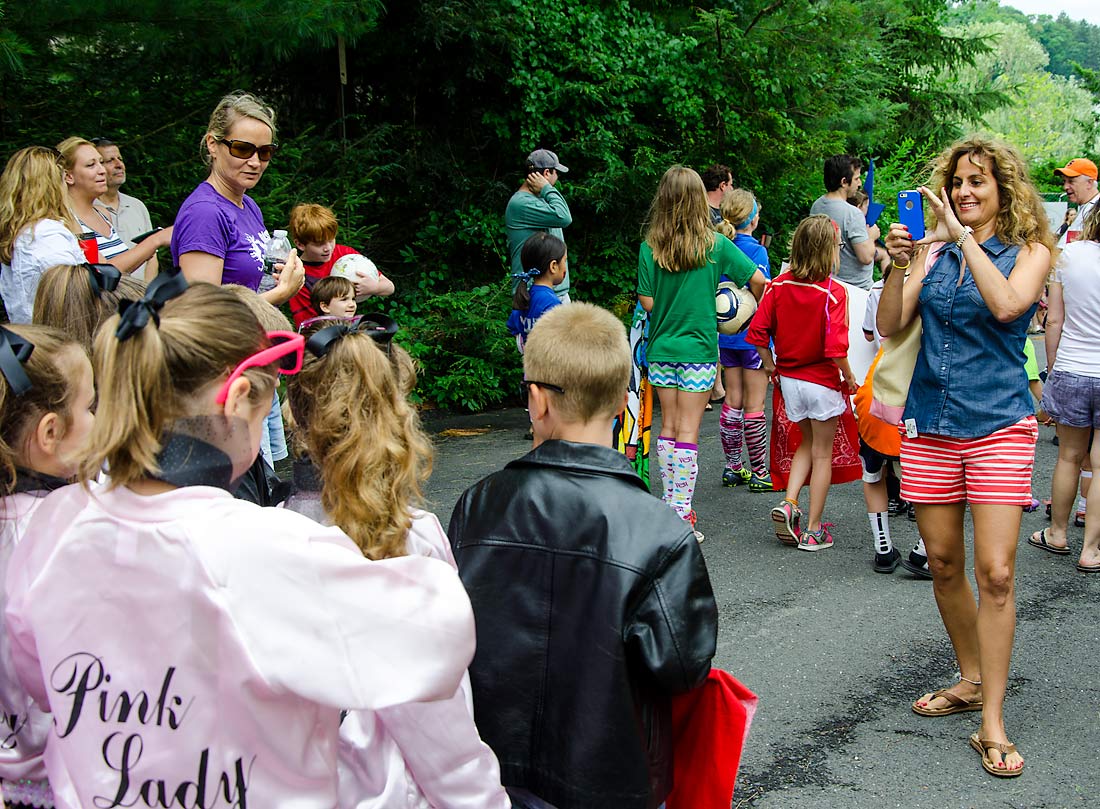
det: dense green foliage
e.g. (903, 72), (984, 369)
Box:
(1, 0), (1096, 409)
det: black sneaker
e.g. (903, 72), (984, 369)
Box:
(906, 502), (918, 522)
(873, 547), (901, 573)
(888, 496), (908, 516)
(900, 551), (933, 579)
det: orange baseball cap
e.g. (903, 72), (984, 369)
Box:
(1054, 158), (1097, 180)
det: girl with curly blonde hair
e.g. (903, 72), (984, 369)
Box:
(881, 136), (1052, 778)
(285, 320), (509, 808)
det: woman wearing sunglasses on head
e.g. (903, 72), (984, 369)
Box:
(4, 278), (475, 807)
(171, 91), (304, 305)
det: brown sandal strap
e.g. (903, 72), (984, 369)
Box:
(931, 689), (973, 707)
(976, 738), (1017, 756)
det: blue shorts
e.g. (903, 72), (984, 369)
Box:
(1041, 369), (1100, 429)
(648, 361), (718, 392)
(720, 346), (763, 370)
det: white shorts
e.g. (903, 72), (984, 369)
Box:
(780, 376), (846, 422)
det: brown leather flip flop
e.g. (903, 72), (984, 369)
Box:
(911, 688), (982, 717)
(969, 733), (1024, 777)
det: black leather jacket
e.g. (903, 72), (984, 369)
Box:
(449, 440), (717, 809)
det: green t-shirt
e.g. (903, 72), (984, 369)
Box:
(637, 234), (755, 364)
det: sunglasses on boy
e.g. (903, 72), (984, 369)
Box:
(305, 314), (399, 358)
(214, 331), (305, 405)
(521, 380), (566, 397)
(217, 139), (278, 162)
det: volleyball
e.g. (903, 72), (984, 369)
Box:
(715, 281), (757, 335)
(329, 253), (380, 301)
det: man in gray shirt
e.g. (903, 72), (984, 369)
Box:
(809, 155), (879, 290)
(94, 137), (158, 280)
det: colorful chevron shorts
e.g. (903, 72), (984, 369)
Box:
(648, 361), (718, 393)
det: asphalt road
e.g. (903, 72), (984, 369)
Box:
(422, 361), (1098, 808)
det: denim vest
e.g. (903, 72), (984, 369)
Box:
(903, 235), (1035, 439)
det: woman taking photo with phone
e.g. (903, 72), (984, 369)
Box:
(171, 91), (303, 305)
(880, 137), (1051, 778)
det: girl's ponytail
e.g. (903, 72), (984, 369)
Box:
(82, 283), (275, 488)
(513, 232), (566, 309)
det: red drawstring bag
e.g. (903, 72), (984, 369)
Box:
(769, 379), (862, 490)
(666, 669), (758, 809)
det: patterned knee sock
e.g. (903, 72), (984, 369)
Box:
(913, 536), (927, 557)
(744, 411), (768, 474)
(656, 436), (675, 502)
(718, 405), (744, 470)
(670, 442), (699, 520)
(868, 511), (892, 554)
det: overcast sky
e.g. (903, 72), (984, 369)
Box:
(1003, 1), (1100, 26)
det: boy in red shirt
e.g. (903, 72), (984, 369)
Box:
(287, 203), (394, 327)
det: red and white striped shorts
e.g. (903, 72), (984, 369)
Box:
(899, 417), (1038, 506)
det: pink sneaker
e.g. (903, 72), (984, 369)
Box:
(797, 523), (834, 552)
(770, 500), (801, 546)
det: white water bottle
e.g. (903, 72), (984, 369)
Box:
(264, 229), (291, 275)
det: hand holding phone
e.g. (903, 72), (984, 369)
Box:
(130, 227), (164, 245)
(897, 191), (925, 241)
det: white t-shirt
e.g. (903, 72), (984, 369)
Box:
(0, 219), (83, 324)
(862, 279), (884, 349)
(1052, 239), (1100, 377)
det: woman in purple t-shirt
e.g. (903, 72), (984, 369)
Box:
(171, 92), (303, 304)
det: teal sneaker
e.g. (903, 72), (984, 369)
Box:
(722, 467), (751, 487)
(748, 471), (774, 492)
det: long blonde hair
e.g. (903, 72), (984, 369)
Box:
(644, 166), (716, 271)
(0, 147), (78, 264)
(928, 137), (1054, 251)
(287, 333), (432, 560)
(0, 325), (87, 494)
(83, 283), (276, 486)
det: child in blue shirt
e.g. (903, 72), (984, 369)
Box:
(506, 233), (567, 352)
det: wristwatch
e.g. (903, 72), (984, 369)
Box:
(955, 226), (973, 249)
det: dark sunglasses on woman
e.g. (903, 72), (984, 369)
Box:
(218, 139), (278, 162)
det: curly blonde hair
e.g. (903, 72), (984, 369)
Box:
(927, 137), (1053, 251)
(286, 333), (432, 560)
(643, 166), (716, 271)
(0, 147), (77, 265)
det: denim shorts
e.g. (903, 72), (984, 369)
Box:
(648, 361), (718, 392)
(720, 346), (763, 370)
(1041, 369), (1100, 429)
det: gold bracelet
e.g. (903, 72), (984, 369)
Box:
(891, 259), (912, 270)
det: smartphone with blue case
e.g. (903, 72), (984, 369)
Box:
(897, 190), (925, 241)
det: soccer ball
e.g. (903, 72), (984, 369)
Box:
(330, 253), (379, 301)
(715, 281), (757, 335)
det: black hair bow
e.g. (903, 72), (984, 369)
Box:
(86, 262), (121, 297)
(305, 313), (398, 358)
(0, 326), (34, 396)
(115, 266), (189, 341)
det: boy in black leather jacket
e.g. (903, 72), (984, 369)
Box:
(449, 303), (718, 809)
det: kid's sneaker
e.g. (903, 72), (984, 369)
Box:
(722, 467), (752, 487)
(687, 510), (704, 543)
(873, 547), (901, 573)
(770, 500), (801, 546)
(900, 551), (933, 579)
(797, 523), (834, 552)
(748, 471), (774, 492)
